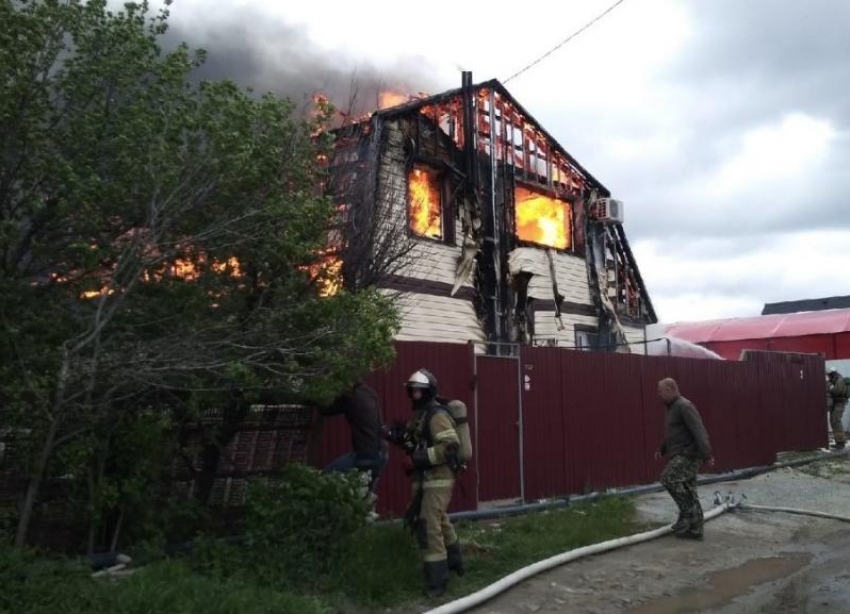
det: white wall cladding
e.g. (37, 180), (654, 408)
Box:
(382, 290), (486, 344)
(509, 247), (592, 305)
(377, 121), (470, 289)
(623, 325), (648, 354)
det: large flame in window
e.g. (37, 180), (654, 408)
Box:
(515, 186), (572, 250)
(408, 166), (442, 239)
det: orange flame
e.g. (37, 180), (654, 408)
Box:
(378, 91), (409, 110)
(408, 167), (442, 239)
(306, 252), (342, 297)
(80, 287), (115, 299)
(515, 186), (571, 250)
(172, 258), (200, 281)
(211, 256), (243, 277)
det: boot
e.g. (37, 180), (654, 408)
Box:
(423, 560), (449, 598)
(677, 527), (704, 540)
(671, 511), (688, 533)
(446, 541), (465, 577)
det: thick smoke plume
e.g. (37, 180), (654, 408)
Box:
(160, 6), (442, 118)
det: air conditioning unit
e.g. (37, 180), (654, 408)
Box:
(593, 198), (624, 224)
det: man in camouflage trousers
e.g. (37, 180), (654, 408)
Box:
(656, 378), (714, 539)
(385, 369), (463, 598)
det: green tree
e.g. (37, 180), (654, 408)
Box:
(0, 0), (398, 548)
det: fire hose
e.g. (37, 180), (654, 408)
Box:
(425, 491), (850, 614)
(737, 500), (850, 524)
(423, 493), (741, 614)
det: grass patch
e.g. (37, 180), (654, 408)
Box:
(796, 454), (850, 480)
(777, 450), (830, 464)
(0, 548), (327, 614)
(2, 496), (639, 614)
(324, 496), (639, 611)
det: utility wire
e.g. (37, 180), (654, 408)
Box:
(504, 0), (628, 84)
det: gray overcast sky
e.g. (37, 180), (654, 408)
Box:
(159, 0), (850, 323)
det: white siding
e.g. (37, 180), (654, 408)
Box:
(533, 312), (599, 347)
(510, 246), (597, 347)
(623, 325), (647, 355)
(384, 290), (485, 344)
(377, 121), (472, 290)
(509, 247), (592, 305)
(374, 121), (485, 344)
(405, 242), (464, 286)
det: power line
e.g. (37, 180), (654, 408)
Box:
(504, 0), (628, 84)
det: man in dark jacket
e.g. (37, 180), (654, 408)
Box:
(656, 378), (714, 540)
(321, 382), (388, 493)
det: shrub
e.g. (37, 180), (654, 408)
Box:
(0, 547), (327, 614)
(244, 463), (370, 584)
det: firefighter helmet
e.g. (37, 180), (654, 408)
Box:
(406, 368), (438, 397)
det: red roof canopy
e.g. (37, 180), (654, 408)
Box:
(664, 308), (850, 343)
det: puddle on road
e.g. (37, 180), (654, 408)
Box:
(625, 553), (811, 614)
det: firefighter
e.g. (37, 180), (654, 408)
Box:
(385, 369), (463, 598)
(827, 368), (848, 449)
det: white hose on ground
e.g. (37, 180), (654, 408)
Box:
(740, 504), (850, 523)
(423, 498), (740, 614)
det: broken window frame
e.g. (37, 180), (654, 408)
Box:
(574, 324), (600, 351)
(602, 225), (643, 319)
(512, 181), (575, 253)
(406, 162), (455, 246)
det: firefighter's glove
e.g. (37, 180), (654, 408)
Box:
(411, 447), (431, 470)
(385, 422), (415, 453)
(384, 422), (405, 443)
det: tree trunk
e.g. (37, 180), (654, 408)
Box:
(109, 507), (124, 553)
(15, 415), (60, 547)
(14, 351), (69, 548)
(86, 467), (97, 555)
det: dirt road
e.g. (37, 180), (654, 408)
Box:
(468, 460), (850, 614)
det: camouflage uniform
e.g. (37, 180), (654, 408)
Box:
(828, 372), (848, 447)
(660, 454), (703, 529)
(659, 395), (712, 538)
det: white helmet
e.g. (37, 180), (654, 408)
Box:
(405, 368), (438, 397)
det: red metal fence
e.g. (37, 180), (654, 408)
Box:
(316, 342), (827, 517)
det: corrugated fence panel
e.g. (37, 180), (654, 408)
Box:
(476, 356), (522, 502)
(603, 352), (651, 488)
(317, 343), (827, 515)
(559, 349), (602, 494)
(520, 347), (567, 500)
(581, 352), (647, 491)
(746, 352), (826, 453)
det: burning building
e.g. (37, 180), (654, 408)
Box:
(327, 74), (656, 351)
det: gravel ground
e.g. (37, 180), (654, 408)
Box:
(641, 461), (850, 523)
(463, 454), (850, 614)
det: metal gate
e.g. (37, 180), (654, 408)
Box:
(474, 342), (524, 503)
